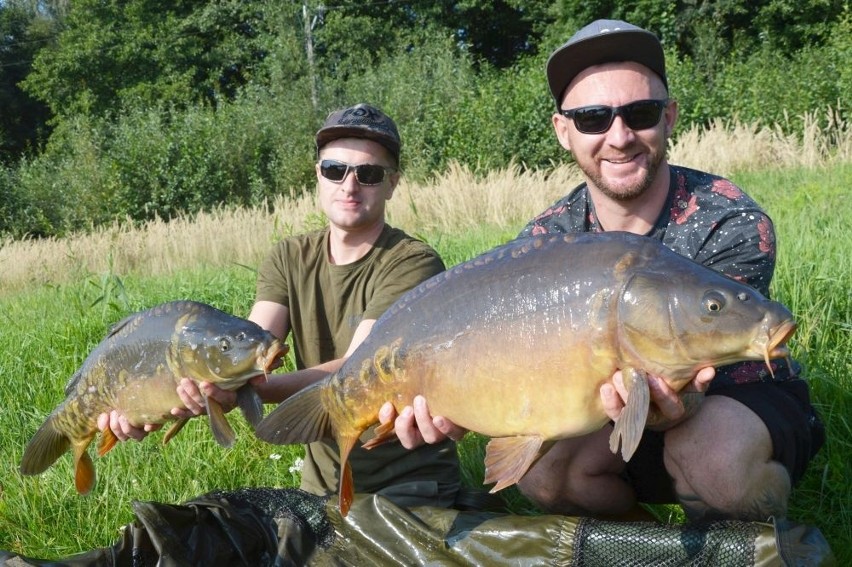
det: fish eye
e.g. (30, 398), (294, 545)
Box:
(702, 291), (726, 313)
(219, 338), (232, 352)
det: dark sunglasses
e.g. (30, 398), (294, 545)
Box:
(560, 99), (668, 134)
(319, 159), (395, 186)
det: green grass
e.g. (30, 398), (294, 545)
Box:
(1, 164), (850, 561)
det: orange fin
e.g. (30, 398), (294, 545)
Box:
(72, 437), (96, 495)
(483, 435), (545, 492)
(609, 368), (650, 461)
(97, 427), (119, 456)
(361, 421), (397, 450)
(206, 397), (236, 448)
(162, 418), (190, 445)
(337, 434), (360, 517)
(255, 382), (333, 445)
(20, 417), (71, 476)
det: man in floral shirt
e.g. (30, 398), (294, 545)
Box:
(387, 19), (824, 524)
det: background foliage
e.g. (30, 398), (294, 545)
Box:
(0, 0), (849, 239)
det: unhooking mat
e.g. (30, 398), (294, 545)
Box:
(0, 487), (835, 566)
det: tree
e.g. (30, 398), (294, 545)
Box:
(0, 1), (56, 162)
(21, 0), (276, 119)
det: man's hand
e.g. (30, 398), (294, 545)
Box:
(96, 411), (162, 442)
(378, 395), (467, 449)
(96, 378), (240, 442)
(175, 378), (237, 416)
(600, 367), (715, 429)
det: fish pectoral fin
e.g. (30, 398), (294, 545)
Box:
(206, 398), (236, 448)
(483, 435), (545, 493)
(20, 419), (70, 475)
(361, 421), (397, 450)
(162, 418), (190, 445)
(97, 427), (119, 456)
(73, 437), (96, 495)
(609, 368), (651, 462)
(236, 385), (264, 428)
(338, 433), (360, 517)
(255, 382), (333, 445)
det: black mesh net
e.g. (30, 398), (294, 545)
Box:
(573, 518), (761, 566)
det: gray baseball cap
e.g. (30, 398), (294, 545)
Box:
(546, 19), (668, 109)
(315, 103), (401, 163)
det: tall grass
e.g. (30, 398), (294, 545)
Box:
(0, 118), (849, 560)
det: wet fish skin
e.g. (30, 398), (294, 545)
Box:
(255, 232), (796, 516)
(20, 300), (287, 494)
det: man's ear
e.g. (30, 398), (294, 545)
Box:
(552, 113), (573, 151)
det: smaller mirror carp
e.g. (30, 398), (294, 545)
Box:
(20, 300), (287, 495)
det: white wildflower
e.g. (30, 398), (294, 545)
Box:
(288, 457), (304, 475)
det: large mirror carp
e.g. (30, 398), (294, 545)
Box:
(255, 232), (796, 516)
(20, 300), (287, 494)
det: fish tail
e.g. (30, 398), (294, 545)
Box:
(255, 382), (334, 445)
(73, 437), (96, 494)
(19, 417), (71, 476)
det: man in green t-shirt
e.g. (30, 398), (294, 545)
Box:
(99, 103), (461, 509)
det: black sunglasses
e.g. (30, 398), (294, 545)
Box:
(319, 159), (395, 186)
(560, 99), (668, 135)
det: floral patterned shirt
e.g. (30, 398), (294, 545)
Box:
(518, 165), (795, 387)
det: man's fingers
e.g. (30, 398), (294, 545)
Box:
(394, 405), (422, 449)
(176, 378), (206, 415)
(433, 416), (466, 442)
(413, 395), (444, 444)
(600, 383), (623, 421)
(378, 401), (397, 425)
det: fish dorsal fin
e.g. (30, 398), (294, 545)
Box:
(206, 397), (236, 448)
(162, 418), (190, 445)
(483, 435), (545, 493)
(608, 368), (651, 461)
(255, 382), (332, 445)
(236, 385), (264, 428)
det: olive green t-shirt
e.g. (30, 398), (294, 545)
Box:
(256, 224), (460, 508)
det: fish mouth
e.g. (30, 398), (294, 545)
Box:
(761, 319), (797, 378)
(261, 340), (288, 373)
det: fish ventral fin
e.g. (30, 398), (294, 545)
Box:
(97, 427), (119, 456)
(206, 397), (236, 448)
(361, 420), (397, 450)
(237, 385), (264, 428)
(162, 418), (190, 445)
(608, 368), (650, 462)
(255, 381), (333, 445)
(20, 418), (71, 475)
(483, 435), (545, 493)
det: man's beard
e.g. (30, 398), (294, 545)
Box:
(581, 143), (667, 202)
